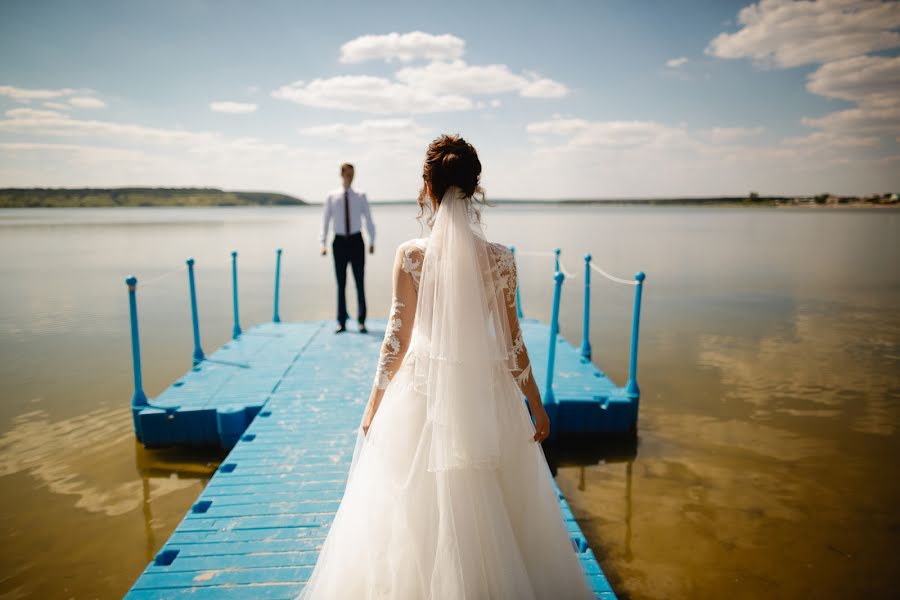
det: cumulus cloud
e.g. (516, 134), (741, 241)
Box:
(666, 57), (689, 68)
(6, 108), (68, 120)
(0, 85), (78, 102)
(273, 75), (473, 114)
(299, 118), (430, 146)
(0, 108), (219, 144)
(273, 61), (567, 113)
(209, 101), (259, 114)
(802, 97), (900, 137)
(394, 60), (569, 99)
(68, 96), (106, 109)
(805, 54), (900, 103)
(340, 31), (465, 64)
(708, 1), (900, 151)
(706, 0), (900, 68)
(0, 85), (107, 109)
(527, 117), (689, 149)
(782, 130), (880, 147)
(273, 31), (569, 114)
(517, 112), (900, 198)
(705, 126), (765, 142)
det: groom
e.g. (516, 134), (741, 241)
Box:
(319, 163), (376, 334)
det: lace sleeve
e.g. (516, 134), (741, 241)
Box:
(372, 243), (419, 391)
(495, 248), (536, 393)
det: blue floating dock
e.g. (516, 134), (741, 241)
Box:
(126, 318), (621, 599)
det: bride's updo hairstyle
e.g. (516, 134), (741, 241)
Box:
(417, 133), (491, 227)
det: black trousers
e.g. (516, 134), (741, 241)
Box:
(331, 232), (366, 325)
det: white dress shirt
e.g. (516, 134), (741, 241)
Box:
(319, 186), (376, 246)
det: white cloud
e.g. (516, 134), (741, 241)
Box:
(395, 61), (569, 99)
(273, 32), (568, 114)
(489, 99), (502, 108)
(0, 85), (107, 109)
(806, 54), (900, 103)
(527, 117), (689, 149)
(517, 113), (900, 197)
(705, 126), (765, 142)
(0, 85), (78, 102)
(666, 56), (689, 68)
(0, 141), (152, 163)
(706, 0), (900, 68)
(708, 1), (900, 151)
(340, 31), (465, 64)
(299, 118), (430, 146)
(802, 97), (900, 137)
(210, 101), (259, 114)
(272, 75), (473, 114)
(520, 74), (569, 98)
(68, 96), (106, 109)
(799, 55), (900, 139)
(0, 109), (219, 144)
(782, 130), (880, 147)
(6, 108), (68, 120)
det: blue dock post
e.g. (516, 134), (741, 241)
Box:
(625, 271), (646, 408)
(231, 250), (242, 339)
(545, 271), (565, 408)
(553, 247), (561, 273)
(510, 246), (523, 318)
(186, 258), (205, 365)
(580, 253), (592, 360)
(125, 276), (148, 407)
(273, 248), (283, 323)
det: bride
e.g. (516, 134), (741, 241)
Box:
(295, 134), (596, 599)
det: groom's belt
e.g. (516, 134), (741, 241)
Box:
(333, 231), (363, 239)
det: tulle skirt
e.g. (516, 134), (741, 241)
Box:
(294, 352), (596, 600)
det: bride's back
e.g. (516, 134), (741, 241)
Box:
(397, 237), (517, 303)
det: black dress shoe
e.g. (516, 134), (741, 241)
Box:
(335, 324), (347, 334)
(358, 323), (368, 334)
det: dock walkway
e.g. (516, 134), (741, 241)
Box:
(126, 318), (618, 599)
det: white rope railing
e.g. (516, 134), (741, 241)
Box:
(513, 248), (638, 285)
(589, 262), (638, 286)
(556, 258), (578, 280)
(137, 266), (184, 288)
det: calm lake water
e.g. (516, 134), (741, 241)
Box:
(1, 205), (898, 599)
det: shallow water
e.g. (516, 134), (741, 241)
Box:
(0, 205), (897, 599)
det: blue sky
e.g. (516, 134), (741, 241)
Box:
(1, 0), (898, 200)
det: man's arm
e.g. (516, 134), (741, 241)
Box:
(318, 194), (332, 252)
(361, 192), (375, 250)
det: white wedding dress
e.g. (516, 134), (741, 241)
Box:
(296, 187), (596, 599)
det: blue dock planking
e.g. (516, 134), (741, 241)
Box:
(127, 318), (620, 599)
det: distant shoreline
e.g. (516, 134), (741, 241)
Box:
(1, 188), (896, 208)
(0, 187), (306, 208)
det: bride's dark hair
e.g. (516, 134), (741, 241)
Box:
(417, 133), (491, 226)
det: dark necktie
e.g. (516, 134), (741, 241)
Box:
(344, 189), (350, 236)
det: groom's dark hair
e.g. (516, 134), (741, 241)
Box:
(340, 163), (354, 175)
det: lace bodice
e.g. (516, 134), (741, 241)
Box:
(371, 237), (534, 394)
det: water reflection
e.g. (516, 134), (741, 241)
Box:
(554, 295), (900, 600)
(0, 404), (225, 596)
(0, 405), (222, 517)
(697, 298), (899, 436)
